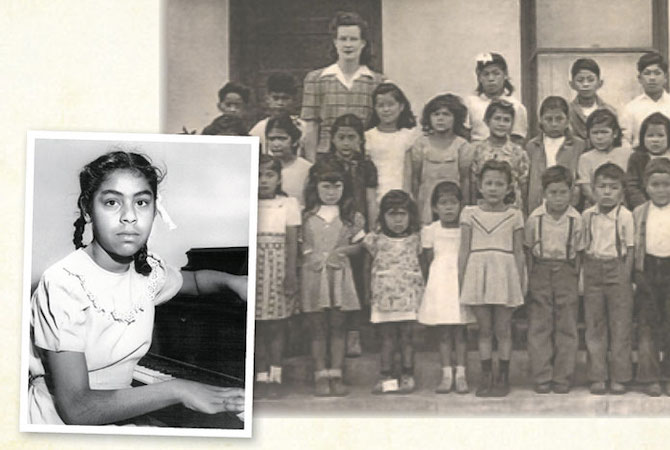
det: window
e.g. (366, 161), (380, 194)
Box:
(521, 0), (668, 133)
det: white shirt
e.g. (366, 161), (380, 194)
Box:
(464, 93), (528, 141)
(646, 202), (670, 257)
(583, 204), (635, 258)
(543, 135), (565, 167)
(621, 91), (670, 147)
(365, 127), (417, 202)
(580, 103), (598, 119)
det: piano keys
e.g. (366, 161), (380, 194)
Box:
(130, 247), (248, 429)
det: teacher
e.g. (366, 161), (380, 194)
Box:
(301, 11), (385, 162)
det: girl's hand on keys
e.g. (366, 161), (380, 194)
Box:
(173, 380), (245, 414)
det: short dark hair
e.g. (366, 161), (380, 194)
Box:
(644, 157), (670, 186)
(329, 11), (372, 66)
(586, 108), (622, 148)
(201, 115), (248, 136)
(267, 73), (297, 96)
(484, 99), (515, 123)
(378, 189), (421, 237)
(593, 162), (625, 185)
(475, 52), (515, 96)
(430, 181), (462, 221)
(637, 52), (668, 74)
(259, 154), (287, 197)
(420, 94), (468, 137)
(329, 113), (366, 155)
(539, 96), (569, 117)
(266, 114), (302, 147)
(218, 81), (251, 104)
(571, 58), (601, 79)
(479, 159), (515, 204)
(541, 165), (573, 190)
(638, 112), (670, 154)
(368, 82), (416, 130)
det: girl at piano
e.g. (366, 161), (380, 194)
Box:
(28, 150), (248, 425)
(255, 154), (300, 399)
(301, 157), (364, 396)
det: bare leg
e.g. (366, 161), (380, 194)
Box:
(438, 325), (453, 368)
(267, 319), (287, 367)
(328, 309), (347, 370)
(307, 312), (327, 371)
(471, 306), (493, 359)
(453, 325), (468, 368)
(493, 306), (515, 361)
(399, 321), (414, 371)
(378, 322), (396, 374)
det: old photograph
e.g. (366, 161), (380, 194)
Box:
(20, 131), (258, 437)
(164, 0), (670, 415)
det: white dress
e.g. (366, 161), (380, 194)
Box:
(418, 221), (474, 325)
(365, 127), (416, 202)
(28, 249), (183, 424)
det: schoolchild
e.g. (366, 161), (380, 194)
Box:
(581, 163), (635, 395)
(418, 182), (474, 394)
(407, 93), (472, 223)
(621, 52), (670, 147)
(265, 114), (312, 205)
(470, 100), (530, 212)
(525, 166), (584, 394)
(526, 96), (586, 215)
(464, 52), (528, 143)
(202, 81), (251, 135)
(255, 155), (301, 399)
(365, 82), (417, 204)
(300, 158), (365, 396)
(577, 109), (632, 208)
(459, 160), (525, 397)
(568, 58), (617, 143)
(364, 190), (424, 394)
(250, 73), (306, 154)
(625, 112), (670, 209)
(632, 158), (670, 396)
(29, 151), (246, 424)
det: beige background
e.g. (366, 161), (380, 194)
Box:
(2, 0), (670, 448)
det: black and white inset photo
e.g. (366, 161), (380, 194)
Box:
(20, 131), (258, 438)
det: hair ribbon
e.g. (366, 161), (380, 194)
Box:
(156, 193), (178, 230)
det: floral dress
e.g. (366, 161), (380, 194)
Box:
(470, 139), (530, 212)
(28, 249), (182, 424)
(363, 232), (424, 323)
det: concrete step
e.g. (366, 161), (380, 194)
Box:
(256, 350), (667, 416)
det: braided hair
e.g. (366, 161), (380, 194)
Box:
(73, 149), (164, 275)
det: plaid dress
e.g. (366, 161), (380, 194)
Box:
(301, 64), (385, 153)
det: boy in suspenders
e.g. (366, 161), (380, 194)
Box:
(525, 166), (584, 394)
(581, 163), (635, 395)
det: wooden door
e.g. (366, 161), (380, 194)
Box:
(229, 0), (383, 123)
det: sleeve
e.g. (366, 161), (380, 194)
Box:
(421, 224), (434, 249)
(513, 209), (525, 231)
(620, 209), (636, 249)
(364, 159), (378, 188)
(471, 143), (483, 176)
(515, 145), (530, 184)
(362, 232), (377, 255)
(285, 197), (302, 227)
(459, 206), (473, 227)
(625, 153), (648, 209)
(31, 270), (88, 352)
(576, 153), (590, 185)
(581, 211), (592, 251)
(574, 215), (586, 252)
(524, 216), (536, 249)
(512, 102), (528, 139)
(300, 70), (322, 122)
(350, 212), (367, 242)
(153, 259), (184, 306)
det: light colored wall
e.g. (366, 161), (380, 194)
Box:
(381, 0), (522, 121)
(163, 0), (229, 134)
(30, 137), (253, 287)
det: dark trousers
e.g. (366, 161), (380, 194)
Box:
(583, 257), (633, 383)
(527, 260), (579, 386)
(636, 255), (670, 383)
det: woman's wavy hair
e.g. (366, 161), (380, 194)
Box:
(329, 11), (372, 66)
(73, 149), (163, 275)
(303, 156), (356, 225)
(378, 189), (421, 237)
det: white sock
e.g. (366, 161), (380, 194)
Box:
(256, 371), (269, 383)
(442, 366), (453, 378)
(455, 366), (466, 377)
(269, 365), (282, 383)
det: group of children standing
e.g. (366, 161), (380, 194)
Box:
(203, 13), (670, 400)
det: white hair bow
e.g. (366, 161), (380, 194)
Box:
(475, 53), (493, 64)
(156, 193), (177, 230)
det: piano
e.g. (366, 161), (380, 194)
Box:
(129, 247), (248, 429)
